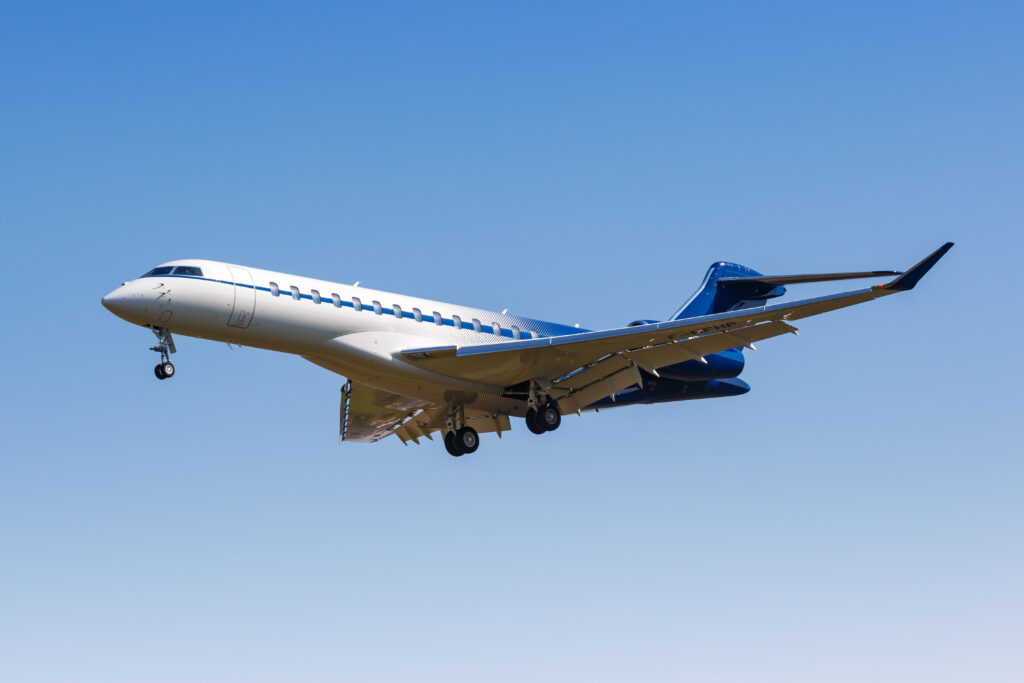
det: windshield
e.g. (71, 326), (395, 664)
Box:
(172, 266), (203, 276)
(141, 266), (173, 277)
(140, 265), (203, 278)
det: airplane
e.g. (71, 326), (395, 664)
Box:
(102, 242), (953, 456)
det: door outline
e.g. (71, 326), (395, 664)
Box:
(226, 266), (256, 329)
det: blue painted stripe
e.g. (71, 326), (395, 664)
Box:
(150, 273), (555, 339)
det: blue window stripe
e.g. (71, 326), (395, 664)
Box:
(173, 274), (545, 338)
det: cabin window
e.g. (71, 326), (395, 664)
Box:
(433, 311), (443, 326)
(141, 266), (174, 277)
(372, 300), (382, 315)
(472, 318), (482, 333)
(511, 326), (521, 339)
(352, 297), (362, 311)
(172, 266), (203, 276)
(311, 289), (321, 304)
(290, 286), (301, 301)
(331, 293), (342, 307)
(269, 282), (280, 296)
(491, 322), (502, 336)
(393, 304), (403, 319)
(413, 308), (423, 322)
(452, 315), (462, 329)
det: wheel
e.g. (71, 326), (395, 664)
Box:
(537, 402), (561, 432)
(154, 364), (166, 380)
(444, 431), (464, 457)
(525, 408), (546, 434)
(455, 426), (479, 454)
(160, 361), (175, 379)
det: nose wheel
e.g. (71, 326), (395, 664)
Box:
(149, 327), (177, 380)
(154, 361), (175, 380)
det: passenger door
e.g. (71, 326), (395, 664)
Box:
(226, 265), (256, 328)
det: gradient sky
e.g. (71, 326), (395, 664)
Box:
(2, 2), (1022, 682)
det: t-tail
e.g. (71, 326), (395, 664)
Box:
(672, 262), (906, 319)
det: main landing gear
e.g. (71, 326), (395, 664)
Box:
(150, 326), (177, 380)
(443, 406), (480, 457)
(525, 381), (561, 435)
(444, 427), (479, 457)
(526, 402), (561, 434)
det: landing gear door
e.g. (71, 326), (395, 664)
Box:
(226, 265), (256, 329)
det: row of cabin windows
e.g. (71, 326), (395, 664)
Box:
(267, 281), (538, 339)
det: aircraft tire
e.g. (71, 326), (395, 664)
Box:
(525, 409), (546, 435)
(161, 362), (175, 379)
(444, 431), (464, 457)
(154, 364), (166, 380)
(455, 426), (479, 454)
(537, 403), (561, 432)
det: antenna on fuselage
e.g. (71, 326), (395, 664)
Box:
(353, 281), (360, 287)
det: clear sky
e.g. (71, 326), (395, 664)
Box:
(1, 2), (1022, 681)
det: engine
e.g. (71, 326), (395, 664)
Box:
(657, 348), (744, 380)
(588, 376), (750, 409)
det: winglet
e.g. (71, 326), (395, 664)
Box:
(882, 242), (954, 292)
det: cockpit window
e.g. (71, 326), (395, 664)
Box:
(141, 266), (173, 277)
(172, 266), (203, 276)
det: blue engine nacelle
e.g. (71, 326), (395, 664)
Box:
(657, 348), (745, 381)
(588, 376), (750, 409)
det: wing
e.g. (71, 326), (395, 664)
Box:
(338, 381), (513, 445)
(390, 406), (512, 445)
(340, 380), (430, 443)
(400, 243), (953, 409)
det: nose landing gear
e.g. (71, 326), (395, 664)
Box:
(150, 326), (177, 380)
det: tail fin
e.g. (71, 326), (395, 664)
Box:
(673, 262), (783, 319)
(673, 262), (903, 320)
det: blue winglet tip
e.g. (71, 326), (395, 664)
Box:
(883, 242), (954, 292)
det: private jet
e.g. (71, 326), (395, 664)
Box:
(102, 243), (953, 456)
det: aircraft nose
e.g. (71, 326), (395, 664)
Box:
(102, 284), (138, 320)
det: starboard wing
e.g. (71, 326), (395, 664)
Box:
(400, 244), (954, 401)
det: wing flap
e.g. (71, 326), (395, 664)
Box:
(341, 381), (430, 443)
(393, 407), (512, 445)
(628, 320), (798, 371)
(556, 354), (633, 390)
(558, 364), (643, 414)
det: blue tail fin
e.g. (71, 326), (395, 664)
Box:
(672, 258), (909, 320)
(672, 262), (785, 320)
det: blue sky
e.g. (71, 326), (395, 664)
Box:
(1, 2), (1022, 681)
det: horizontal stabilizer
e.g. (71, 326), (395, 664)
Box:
(718, 270), (902, 288)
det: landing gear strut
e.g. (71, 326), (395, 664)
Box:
(150, 326), (177, 380)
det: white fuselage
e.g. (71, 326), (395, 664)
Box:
(102, 259), (584, 416)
